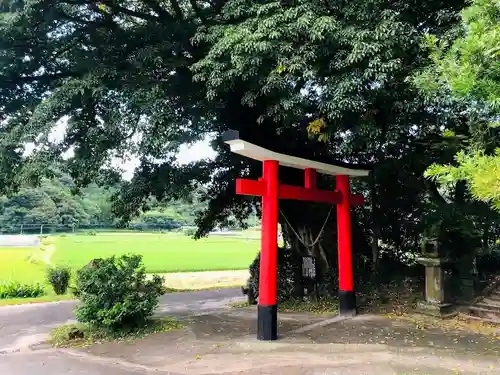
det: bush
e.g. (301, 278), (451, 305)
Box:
(46, 267), (71, 295)
(69, 285), (81, 298)
(184, 228), (196, 237)
(245, 247), (298, 304)
(0, 281), (45, 299)
(75, 254), (165, 331)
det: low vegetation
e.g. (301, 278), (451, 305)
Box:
(75, 254), (165, 331)
(49, 317), (184, 348)
(49, 254), (183, 347)
(0, 248), (47, 285)
(52, 234), (258, 273)
(232, 297), (339, 314)
(0, 281), (45, 299)
(46, 266), (71, 295)
(278, 298), (339, 314)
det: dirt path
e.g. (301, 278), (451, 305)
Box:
(160, 270), (249, 290)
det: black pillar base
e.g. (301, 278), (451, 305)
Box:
(339, 290), (357, 317)
(257, 304), (278, 340)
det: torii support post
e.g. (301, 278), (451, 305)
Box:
(258, 160), (279, 340)
(336, 174), (356, 316)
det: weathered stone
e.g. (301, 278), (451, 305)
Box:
(459, 278), (476, 301)
(416, 301), (457, 319)
(421, 237), (446, 258)
(416, 257), (456, 319)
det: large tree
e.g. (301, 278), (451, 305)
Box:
(2, 0), (497, 292)
(414, 0), (500, 209)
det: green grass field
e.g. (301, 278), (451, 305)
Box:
(0, 247), (47, 284)
(52, 233), (258, 273)
(0, 233), (259, 293)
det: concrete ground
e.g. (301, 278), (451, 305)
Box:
(2, 294), (500, 375)
(0, 288), (244, 352)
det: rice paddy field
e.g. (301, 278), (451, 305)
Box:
(0, 232), (259, 304)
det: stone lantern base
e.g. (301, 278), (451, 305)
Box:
(416, 257), (457, 319)
(416, 300), (456, 319)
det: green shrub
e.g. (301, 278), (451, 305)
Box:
(75, 254), (165, 331)
(0, 281), (45, 299)
(184, 228), (196, 236)
(245, 247), (298, 304)
(46, 267), (71, 295)
(84, 230), (97, 236)
(69, 285), (81, 297)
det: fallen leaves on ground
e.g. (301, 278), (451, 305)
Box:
(357, 280), (423, 316)
(394, 313), (500, 337)
(279, 297), (338, 314)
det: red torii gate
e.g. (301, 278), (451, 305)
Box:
(223, 131), (371, 341)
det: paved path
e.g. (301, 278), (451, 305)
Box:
(2, 307), (499, 375)
(0, 288), (243, 352)
(2, 290), (499, 375)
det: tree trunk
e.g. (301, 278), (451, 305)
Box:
(279, 197), (372, 297)
(279, 200), (337, 296)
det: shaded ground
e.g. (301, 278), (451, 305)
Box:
(2, 304), (499, 375)
(298, 314), (500, 358)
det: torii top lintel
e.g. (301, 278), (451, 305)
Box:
(222, 130), (371, 177)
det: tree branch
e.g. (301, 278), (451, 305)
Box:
(188, 0), (205, 23)
(142, 0), (174, 21)
(2, 71), (81, 86)
(168, 0), (184, 20)
(101, 1), (161, 22)
(63, 0), (162, 23)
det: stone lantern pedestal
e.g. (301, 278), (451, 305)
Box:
(416, 238), (456, 318)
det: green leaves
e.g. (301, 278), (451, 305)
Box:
(193, 0), (432, 129)
(425, 149), (500, 211)
(3, 0), (495, 245)
(415, 0), (500, 209)
(415, 0), (500, 109)
(75, 254), (165, 331)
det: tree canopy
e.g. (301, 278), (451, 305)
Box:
(415, 0), (499, 110)
(1, 0), (499, 285)
(414, 0), (500, 210)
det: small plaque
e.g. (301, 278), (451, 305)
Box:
(302, 256), (316, 279)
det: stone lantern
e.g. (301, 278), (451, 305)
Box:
(416, 236), (456, 318)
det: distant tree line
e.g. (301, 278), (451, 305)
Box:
(0, 171), (208, 234)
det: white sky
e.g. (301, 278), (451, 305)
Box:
(120, 138), (216, 180)
(25, 118), (217, 181)
(113, 139), (215, 180)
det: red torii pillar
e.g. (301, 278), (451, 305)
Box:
(223, 130), (369, 341)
